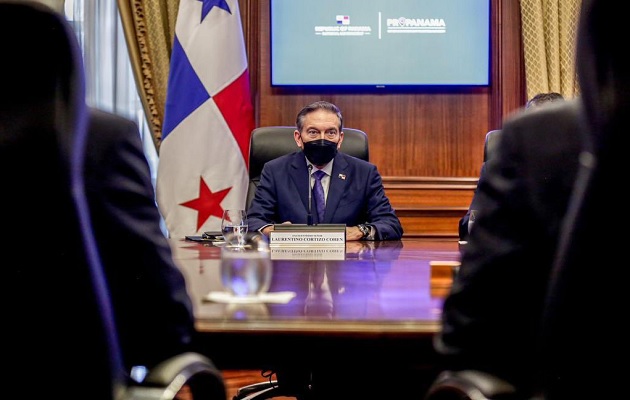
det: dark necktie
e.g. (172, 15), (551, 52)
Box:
(312, 169), (326, 223)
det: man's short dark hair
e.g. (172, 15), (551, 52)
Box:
(526, 92), (565, 109)
(296, 101), (343, 132)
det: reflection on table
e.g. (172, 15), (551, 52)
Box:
(170, 238), (461, 336)
(171, 238), (461, 396)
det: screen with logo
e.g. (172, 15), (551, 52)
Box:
(270, 0), (490, 89)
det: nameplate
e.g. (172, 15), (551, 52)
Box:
(269, 224), (346, 247)
(270, 246), (345, 260)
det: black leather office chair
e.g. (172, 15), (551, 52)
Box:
(2, 2), (225, 399)
(483, 129), (502, 162)
(246, 126), (369, 210)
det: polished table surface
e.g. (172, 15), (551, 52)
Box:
(170, 238), (460, 337)
(170, 238), (461, 396)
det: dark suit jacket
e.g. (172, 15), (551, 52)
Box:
(85, 108), (195, 370)
(435, 99), (585, 391)
(247, 151), (403, 240)
(538, 2), (627, 397)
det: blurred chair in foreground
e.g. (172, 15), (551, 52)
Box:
(427, 1), (624, 399)
(2, 1), (224, 399)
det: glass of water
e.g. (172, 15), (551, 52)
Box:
(221, 209), (248, 247)
(220, 238), (272, 298)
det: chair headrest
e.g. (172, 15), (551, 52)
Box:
(248, 126), (369, 178)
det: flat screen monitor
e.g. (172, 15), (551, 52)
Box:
(270, 0), (491, 89)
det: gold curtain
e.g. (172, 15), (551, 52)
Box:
(117, 0), (179, 153)
(520, 0), (582, 100)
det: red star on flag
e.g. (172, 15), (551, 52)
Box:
(180, 177), (230, 230)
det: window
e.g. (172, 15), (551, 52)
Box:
(64, 0), (159, 186)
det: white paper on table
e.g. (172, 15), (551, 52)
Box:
(203, 291), (296, 304)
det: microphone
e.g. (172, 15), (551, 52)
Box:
(307, 164), (314, 225)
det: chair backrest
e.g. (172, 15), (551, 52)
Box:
(483, 129), (502, 162)
(246, 126), (369, 209)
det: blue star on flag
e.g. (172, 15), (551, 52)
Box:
(198, 0), (231, 23)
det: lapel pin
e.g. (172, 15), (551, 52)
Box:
(338, 174), (346, 180)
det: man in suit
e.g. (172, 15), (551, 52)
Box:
(4, 2), (199, 396)
(434, 1), (626, 397)
(84, 108), (196, 371)
(247, 100), (403, 241)
(536, 1), (626, 398)
(434, 95), (584, 395)
(458, 92), (565, 241)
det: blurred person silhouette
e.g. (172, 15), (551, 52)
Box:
(4, 2), (104, 396)
(4, 0), (199, 378)
(537, 0), (627, 398)
(458, 92), (565, 241)
(2, 1), (205, 398)
(247, 100), (403, 241)
(435, 0), (624, 398)
(84, 107), (197, 371)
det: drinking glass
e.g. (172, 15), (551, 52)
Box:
(221, 209), (248, 247)
(220, 240), (272, 298)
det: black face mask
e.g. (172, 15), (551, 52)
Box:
(302, 139), (338, 165)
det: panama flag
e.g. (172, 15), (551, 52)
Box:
(157, 0), (254, 239)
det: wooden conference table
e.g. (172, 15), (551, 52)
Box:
(170, 237), (461, 397)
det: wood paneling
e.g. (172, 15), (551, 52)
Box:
(240, 0), (524, 238)
(385, 176), (476, 237)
